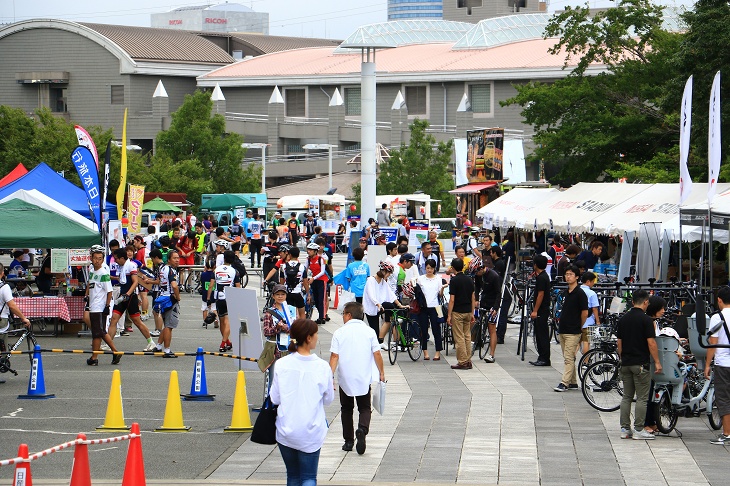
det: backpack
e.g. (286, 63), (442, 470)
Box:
(283, 262), (301, 292)
(160, 247), (170, 264)
(232, 255), (247, 279)
(287, 218), (298, 234)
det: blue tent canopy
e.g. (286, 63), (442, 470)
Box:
(0, 162), (117, 221)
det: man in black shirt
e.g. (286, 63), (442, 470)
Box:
(447, 258), (476, 370)
(480, 266), (502, 363)
(553, 265), (588, 392)
(529, 254), (552, 366)
(616, 289), (662, 440)
(576, 241), (604, 271)
(490, 247), (511, 343)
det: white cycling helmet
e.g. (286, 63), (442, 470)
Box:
(90, 244), (105, 254)
(306, 242), (320, 250)
(215, 240), (230, 250)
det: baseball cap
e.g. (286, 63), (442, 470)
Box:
(272, 284), (287, 294)
(401, 253), (416, 263)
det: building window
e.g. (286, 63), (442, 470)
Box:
(344, 87), (361, 116)
(405, 85), (427, 115)
(469, 83), (492, 114)
(111, 85), (124, 105)
(285, 88), (306, 117)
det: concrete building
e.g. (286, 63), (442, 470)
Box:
(0, 19), (338, 152)
(151, 3), (269, 35)
(443, 0), (545, 22)
(388, 0), (444, 20)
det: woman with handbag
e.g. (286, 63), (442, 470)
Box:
(416, 260), (445, 361)
(269, 318), (334, 486)
(260, 284), (296, 396)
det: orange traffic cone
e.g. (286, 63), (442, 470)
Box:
(122, 423), (146, 486)
(69, 433), (91, 486)
(13, 443), (32, 486)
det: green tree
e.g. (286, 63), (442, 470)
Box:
(155, 90), (261, 195)
(377, 118), (455, 216)
(504, 0), (696, 185)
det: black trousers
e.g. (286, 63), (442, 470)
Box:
(249, 239), (263, 265)
(534, 312), (551, 363)
(339, 386), (371, 442)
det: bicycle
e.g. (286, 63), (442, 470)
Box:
(578, 325), (619, 382)
(0, 320), (40, 376)
(473, 307), (493, 360)
(387, 308), (422, 365)
(581, 358), (623, 412)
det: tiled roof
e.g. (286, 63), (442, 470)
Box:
(227, 32), (341, 56)
(81, 23), (235, 64)
(266, 172), (361, 200)
(201, 38), (591, 80)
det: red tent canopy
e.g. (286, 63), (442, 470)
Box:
(0, 163), (28, 188)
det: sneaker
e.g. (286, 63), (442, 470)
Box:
(483, 354), (495, 363)
(111, 353), (122, 365)
(163, 352), (178, 358)
(380, 343), (388, 351)
(125, 326), (133, 333)
(214, 321), (220, 328)
(114, 331), (121, 338)
(144, 342), (157, 352)
(633, 429), (655, 440)
(86, 358), (98, 366)
(119, 330), (130, 337)
(220, 343), (228, 352)
(355, 427), (366, 455)
(342, 440), (354, 452)
(149, 329), (160, 337)
(554, 383), (569, 392)
(325, 315), (331, 322)
(100, 343), (111, 351)
(620, 428), (633, 439)
(569, 384), (579, 390)
(225, 341), (233, 351)
(710, 434), (730, 445)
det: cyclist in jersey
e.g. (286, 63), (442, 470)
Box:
(207, 250), (241, 352)
(108, 249), (156, 351)
(287, 212), (300, 246)
(247, 214), (264, 268)
(228, 217), (245, 255)
(138, 248), (164, 338)
(547, 235), (565, 280)
(315, 237), (333, 322)
(85, 245), (120, 365)
(150, 250), (182, 357)
(200, 257), (217, 328)
(304, 242), (328, 324)
(279, 246), (307, 319)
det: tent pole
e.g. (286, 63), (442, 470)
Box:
(709, 208), (714, 290)
(679, 216), (683, 282)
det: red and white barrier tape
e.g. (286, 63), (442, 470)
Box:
(0, 433), (139, 467)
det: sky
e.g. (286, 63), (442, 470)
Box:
(0, 0), (696, 40)
(0, 0), (388, 40)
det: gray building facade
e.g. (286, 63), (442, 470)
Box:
(443, 0), (545, 22)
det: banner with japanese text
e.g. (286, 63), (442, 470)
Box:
(127, 184), (145, 233)
(70, 145), (101, 227)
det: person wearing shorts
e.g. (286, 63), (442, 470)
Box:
(200, 257), (217, 328)
(706, 286), (730, 445)
(208, 250), (241, 352)
(86, 247), (121, 365)
(151, 250), (182, 357)
(109, 248), (156, 352)
(580, 272), (600, 354)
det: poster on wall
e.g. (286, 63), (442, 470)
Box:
(108, 220), (123, 245)
(466, 129), (485, 183)
(483, 128), (504, 181)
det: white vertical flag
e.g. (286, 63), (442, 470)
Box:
(679, 76), (693, 205)
(708, 71), (722, 204)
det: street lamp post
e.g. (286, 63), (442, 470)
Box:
(241, 143), (270, 192)
(302, 143), (337, 189)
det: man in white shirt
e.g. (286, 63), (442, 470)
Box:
(85, 247), (120, 365)
(329, 302), (385, 455)
(207, 250), (241, 352)
(706, 286), (730, 445)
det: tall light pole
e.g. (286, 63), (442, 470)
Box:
(241, 143), (270, 192)
(303, 143), (337, 189)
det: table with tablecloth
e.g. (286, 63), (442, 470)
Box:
(13, 296), (85, 335)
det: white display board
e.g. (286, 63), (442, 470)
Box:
(225, 287), (263, 371)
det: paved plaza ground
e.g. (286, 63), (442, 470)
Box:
(1, 251), (728, 485)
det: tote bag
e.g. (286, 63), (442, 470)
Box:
(251, 396), (278, 445)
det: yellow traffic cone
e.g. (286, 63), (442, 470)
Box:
(97, 369), (131, 431)
(155, 370), (191, 432)
(224, 370), (254, 432)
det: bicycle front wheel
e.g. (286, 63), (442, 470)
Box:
(654, 392), (678, 434)
(387, 327), (398, 365)
(707, 385), (722, 431)
(579, 349), (619, 382)
(478, 319), (491, 360)
(582, 360), (623, 412)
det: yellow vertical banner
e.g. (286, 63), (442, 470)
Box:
(116, 108), (128, 220)
(127, 184), (145, 233)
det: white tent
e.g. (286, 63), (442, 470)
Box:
(523, 183), (653, 233)
(581, 183), (730, 237)
(0, 188), (98, 231)
(476, 187), (558, 228)
(276, 194), (347, 209)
